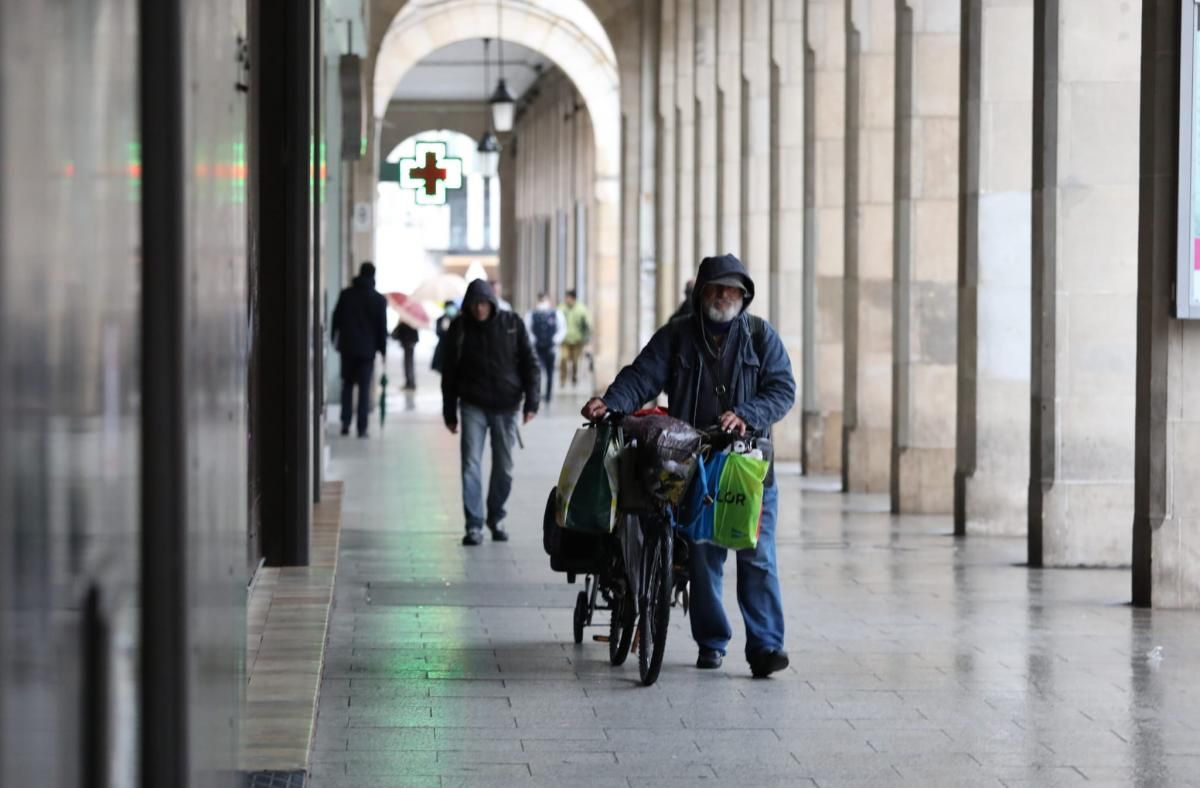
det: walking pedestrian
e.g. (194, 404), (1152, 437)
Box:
(524, 293), (567, 403)
(431, 300), (458, 374)
(559, 289), (592, 387)
(581, 254), (796, 678)
(490, 279), (513, 312)
(330, 261), (388, 437)
(442, 280), (541, 546)
(391, 321), (419, 390)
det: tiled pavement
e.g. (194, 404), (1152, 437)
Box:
(310, 359), (1200, 788)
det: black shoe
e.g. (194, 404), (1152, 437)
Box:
(748, 649), (789, 678)
(357, 432), (369, 439)
(487, 523), (509, 542)
(696, 648), (723, 669)
(461, 530), (484, 546)
(340, 425), (350, 436)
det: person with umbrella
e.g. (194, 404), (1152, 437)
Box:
(386, 293), (430, 391)
(331, 261), (388, 438)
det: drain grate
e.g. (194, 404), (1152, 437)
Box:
(244, 770), (305, 788)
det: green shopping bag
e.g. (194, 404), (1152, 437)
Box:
(711, 453), (770, 550)
(556, 424), (621, 533)
(680, 451), (770, 550)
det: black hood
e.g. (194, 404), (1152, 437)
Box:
(691, 254), (755, 317)
(462, 278), (499, 320)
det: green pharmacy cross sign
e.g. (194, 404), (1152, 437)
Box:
(381, 140), (464, 206)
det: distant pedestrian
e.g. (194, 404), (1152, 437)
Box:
(671, 278), (695, 322)
(559, 289), (592, 387)
(524, 292), (567, 403)
(391, 321), (419, 390)
(442, 280), (540, 546)
(431, 300), (458, 374)
(490, 279), (513, 312)
(331, 262), (387, 437)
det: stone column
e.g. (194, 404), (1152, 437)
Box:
(803, 0), (846, 475)
(742, 0), (772, 306)
(639, 0), (661, 345)
(675, 0), (697, 289)
(617, 16), (644, 361)
(891, 0), (959, 514)
(955, 0), (1032, 535)
(694, 0), (718, 258)
(1030, 0), (1140, 566)
(499, 143), (518, 307)
(843, 0), (895, 493)
(658, 0), (679, 323)
(717, 0), (743, 256)
(772, 0), (807, 464)
(1133, 0), (1200, 607)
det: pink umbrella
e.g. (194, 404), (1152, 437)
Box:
(386, 292), (432, 330)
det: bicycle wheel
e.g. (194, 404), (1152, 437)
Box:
(637, 523), (673, 686)
(572, 590), (587, 644)
(609, 580), (635, 666)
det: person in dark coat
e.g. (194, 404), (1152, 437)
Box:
(670, 278), (695, 322)
(582, 254), (796, 678)
(442, 280), (540, 545)
(330, 262), (388, 437)
(431, 300), (458, 374)
(391, 321), (420, 390)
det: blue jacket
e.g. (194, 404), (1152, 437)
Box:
(601, 254), (796, 435)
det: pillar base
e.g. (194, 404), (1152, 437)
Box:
(892, 446), (954, 514)
(803, 410), (843, 474)
(1038, 482), (1132, 568)
(843, 425), (890, 493)
(1136, 513), (1200, 609)
(956, 470), (1027, 537)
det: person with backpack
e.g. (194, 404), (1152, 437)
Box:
(559, 289), (592, 387)
(581, 254), (796, 678)
(524, 293), (567, 403)
(442, 279), (541, 546)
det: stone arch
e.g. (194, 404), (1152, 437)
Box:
(373, 0), (622, 382)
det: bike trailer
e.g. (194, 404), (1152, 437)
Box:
(543, 487), (610, 576)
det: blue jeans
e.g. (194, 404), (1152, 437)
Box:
(688, 483), (784, 658)
(460, 402), (519, 532)
(535, 346), (555, 402)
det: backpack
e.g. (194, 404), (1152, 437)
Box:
(531, 310), (557, 350)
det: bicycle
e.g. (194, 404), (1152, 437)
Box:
(603, 413), (744, 686)
(553, 410), (752, 686)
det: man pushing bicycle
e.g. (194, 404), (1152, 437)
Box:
(582, 254), (796, 678)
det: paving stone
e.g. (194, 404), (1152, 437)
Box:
(302, 393), (1200, 788)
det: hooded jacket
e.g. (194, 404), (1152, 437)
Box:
(441, 279), (540, 423)
(601, 254), (796, 478)
(331, 273), (388, 358)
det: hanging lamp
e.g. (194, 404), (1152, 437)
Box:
(476, 38), (501, 178)
(489, 1), (515, 132)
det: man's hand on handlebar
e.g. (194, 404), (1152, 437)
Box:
(719, 410), (748, 436)
(581, 398), (608, 422)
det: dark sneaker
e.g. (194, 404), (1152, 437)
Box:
(696, 648), (723, 669)
(340, 425), (350, 436)
(461, 530), (484, 546)
(487, 523), (509, 542)
(748, 649), (789, 678)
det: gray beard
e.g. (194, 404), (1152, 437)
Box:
(704, 301), (741, 322)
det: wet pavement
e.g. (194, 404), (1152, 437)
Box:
(309, 356), (1200, 788)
